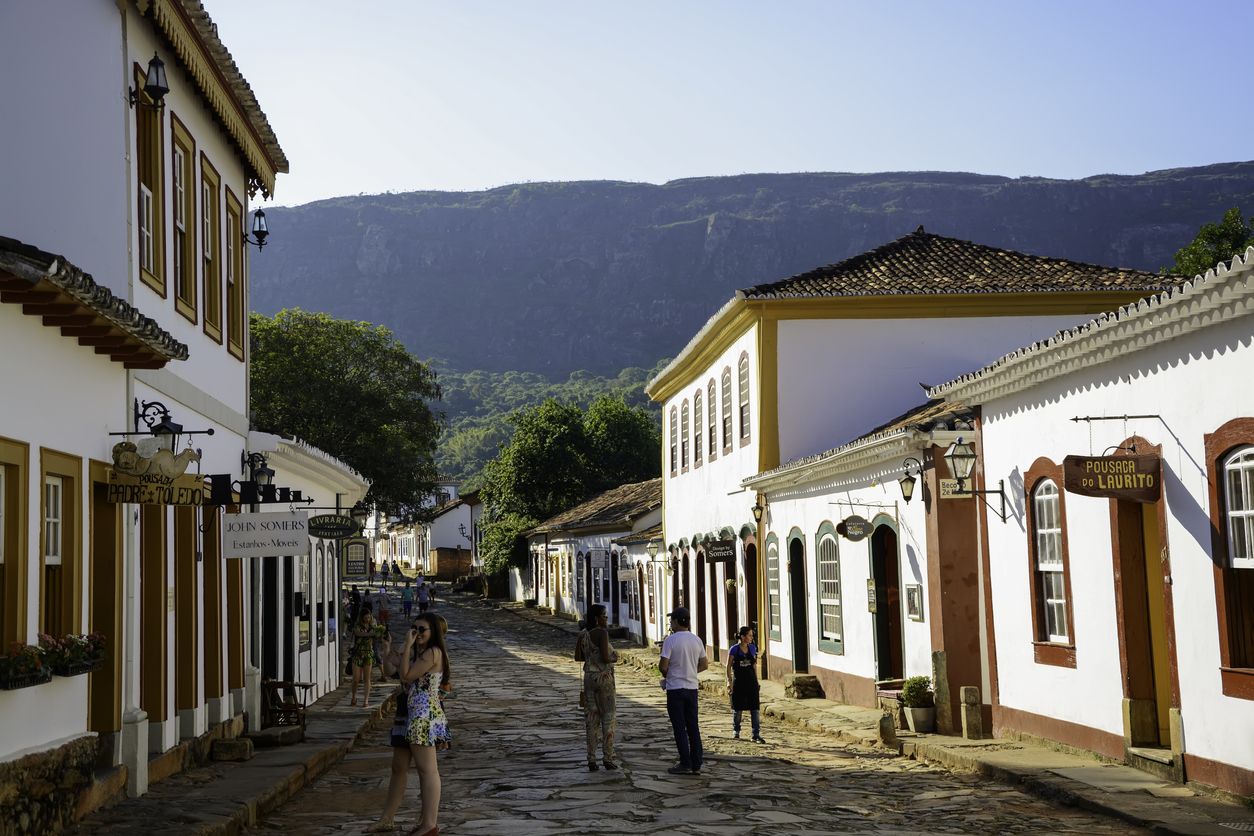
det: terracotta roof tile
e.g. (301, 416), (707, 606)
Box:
(531, 478), (662, 533)
(741, 227), (1183, 299)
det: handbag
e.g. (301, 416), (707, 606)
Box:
(345, 657), (352, 675)
(579, 690), (586, 708)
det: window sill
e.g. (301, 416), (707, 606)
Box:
(1221, 667), (1254, 700)
(739, 435), (751, 448)
(1033, 641), (1076, 668)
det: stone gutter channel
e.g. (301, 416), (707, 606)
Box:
(493, 599), (1254, 836)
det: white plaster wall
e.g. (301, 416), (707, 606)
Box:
(0, 676), (89, 758)
(977, 312), (1254, 774)
(757, 478), (931, 684)
(0, 2), (129, 296)
(430, 506), (472, 552)
(660, 325), (761, 649)
(777, 316), (1101, 463)
(122, 12), (254, 414)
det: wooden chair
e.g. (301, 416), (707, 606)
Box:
(262, 679), (308, 739)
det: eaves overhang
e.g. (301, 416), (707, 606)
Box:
(0, 236), (187, 368)
(927, 247), (1254, 406)
(742, 428), (966, 496)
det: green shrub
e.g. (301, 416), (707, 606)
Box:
(901, 675), (934, 708)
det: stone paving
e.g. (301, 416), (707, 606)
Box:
(248, 596), (1152, 835)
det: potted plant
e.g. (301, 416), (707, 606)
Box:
(901, 675), (935, 733)
(0, 641), (51, 690)
(39, 632), (107, 677)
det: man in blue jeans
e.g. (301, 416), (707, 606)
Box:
(659, 607), (709, 775)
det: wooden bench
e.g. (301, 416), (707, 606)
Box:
(262, 680), (311, 739)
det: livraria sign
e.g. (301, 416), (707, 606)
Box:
(1063, 454), (1160, 504)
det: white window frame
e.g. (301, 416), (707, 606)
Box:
(693, 391), (702, 465)
(738, 356), (751, 440)
(721, 372), (732, 448)
(1033, 479), (1068, 642)
(767, 539), (781, 637)
(44, 474), (63, 566)
(140, 184), (154, 273)
(1225, 447), (1254, 569)
(681, 401), (690, 470)
(707, 381), (717, 458)
(817, 533), (842, 645)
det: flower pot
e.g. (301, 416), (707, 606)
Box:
(904, 706), (935, 733)
(1, 671), (53, 691)
(53, 659), (104, 677)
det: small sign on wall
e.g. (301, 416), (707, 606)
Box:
(866, 579), (877, 613)
(938, 479), (971, 499)
(706, 539), (736, 562)
(223, 511), (311, 558)
(1063, 454), (1161, 504)
(617, 568), (636, 582)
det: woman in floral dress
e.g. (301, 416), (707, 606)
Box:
(350, 609), (387, 707)
(574, 604), (618, 771)
(369, 612), (451, 836)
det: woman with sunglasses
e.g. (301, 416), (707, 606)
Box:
(369, 613), (451, 836)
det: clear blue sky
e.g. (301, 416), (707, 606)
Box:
(208, 0), (1254, 208)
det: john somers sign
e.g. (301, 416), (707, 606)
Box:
(222, 511), (311, 559)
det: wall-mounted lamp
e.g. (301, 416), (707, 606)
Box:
(942, 437), (1007, 523)
(129, 52), (169, 111)
(458, 522), (474, 544)
(243, 209), (269, 250)
(751, 497), (765, 524)
(350, 501), (369, 534)
(646, 540), (659, 559)
(898, 457), (923, 503)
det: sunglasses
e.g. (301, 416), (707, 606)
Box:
(414, 626), (430, 634)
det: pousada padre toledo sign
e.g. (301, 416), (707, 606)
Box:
(1063, 454), (1161, 504)
(222, 510), (311, 558)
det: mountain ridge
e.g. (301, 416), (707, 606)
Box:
(250, 162), (1254, 378)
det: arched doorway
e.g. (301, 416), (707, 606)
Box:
(681, 552), (691, 610)
(696, 550), (708, 647)
(709, 555), (721, 660)
(787, 531), (809, 673)
(869, 523), (903, 682)
(743, 536), (761, 676)
(611, 550), (620, 625)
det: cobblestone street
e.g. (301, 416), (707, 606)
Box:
(249, 596), (1150, 835)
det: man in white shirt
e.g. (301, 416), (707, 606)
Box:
(659, 607), (708, 774)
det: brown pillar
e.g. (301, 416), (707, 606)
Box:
(88, 464), (123, 740)
(140, 505), (167, 721)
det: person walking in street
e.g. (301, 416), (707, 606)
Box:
(726, 626), (765, 743)
(392, 560), (401, 585)
(350, 609), (387, 708)
(417, 581), (430, 614)
(401, 581), (414, 619)
(369, 612), (451, 836)
(347, 585), (363, 639)
(574, 604), (618, 771)
(660, 607), (708, 775)
(381, 560), (391, 588)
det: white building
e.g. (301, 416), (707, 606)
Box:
(647, 228), (1180, 675)
(0, 0), (286, 824)
(925, 249), (1254, 797)
(521, 479), (662, 644)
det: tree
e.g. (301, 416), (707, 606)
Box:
(250, 309), (443, 522)
(477, 394), (662, 573)
(584, 393), (662, 493)
(1161, 207), (1254, 276)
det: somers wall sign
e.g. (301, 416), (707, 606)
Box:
(222, 510), (311, 558)
(1063, 454), (1161, 504)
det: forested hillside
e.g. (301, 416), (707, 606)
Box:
(436, 360), (668, 490)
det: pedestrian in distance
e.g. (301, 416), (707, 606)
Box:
(659, 606), (708, 775)
(574, 604), (618, 771)
(368, 612), (451, 836)
(370, 560), (378, 585)
(392, 560), (401, 585)
(377, 586), (392, 629)
(350, 609), (387, 708)
(402, 581), (414, 619)
(727, 626), (765, 743)
(381, 561), (391, 588)
(417, 581), (430, 614)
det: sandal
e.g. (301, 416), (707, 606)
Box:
(349, 699), (357, 706)
(365, 822), (395, 833)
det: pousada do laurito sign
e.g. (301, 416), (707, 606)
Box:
(1063, 454), (1161, 505)
(222, 511), (311, 559)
